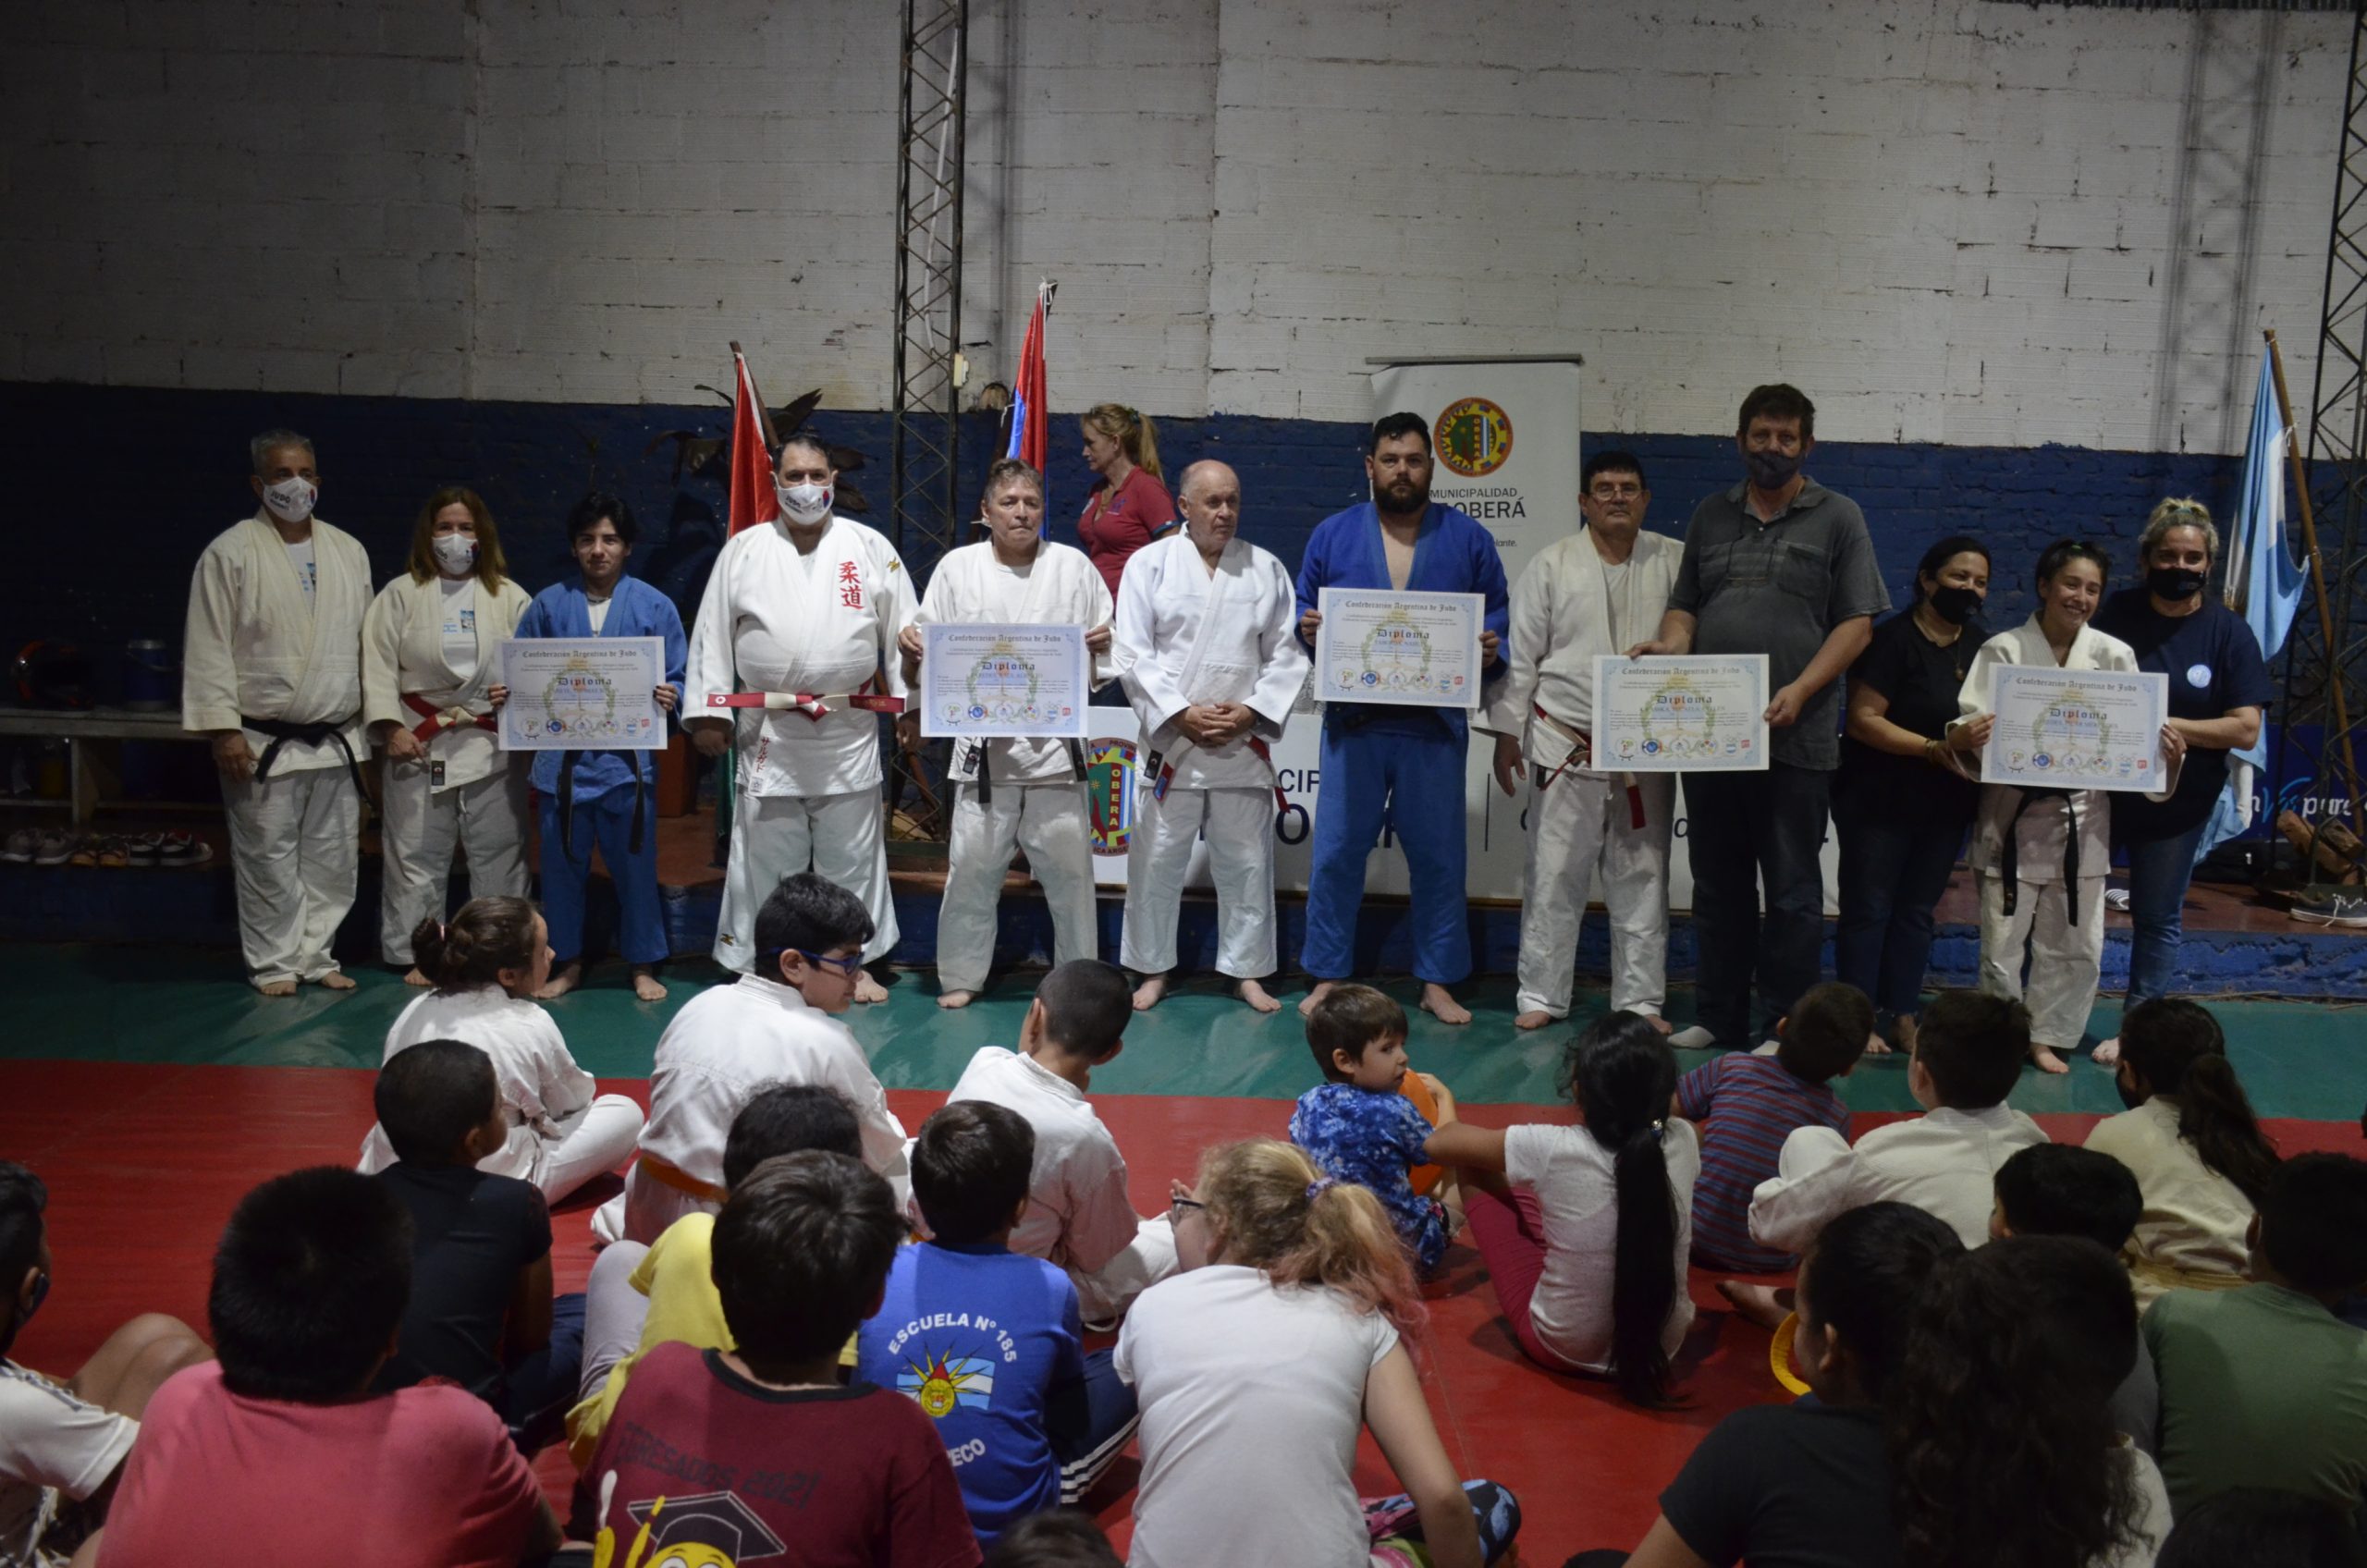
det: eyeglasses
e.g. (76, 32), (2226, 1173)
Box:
(794, 949), (865, 977)
(1588, 483), (1645, 499)
(1169, 1195), (1207, 1222)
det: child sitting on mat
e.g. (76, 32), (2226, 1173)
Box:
(1289, 985), (1464, 1278)
(1679, 981), (1867, 1273)
(357, 895), (644, 1206)
(1423, 1011), (1699, 1404)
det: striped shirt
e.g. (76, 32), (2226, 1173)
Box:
(1676, 1053), (1849, 1272)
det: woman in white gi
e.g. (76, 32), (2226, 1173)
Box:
(362, 487), (533, 984)
(901, 459), (1115, 1008)
(358, 895), (645, 1203)
(1952, 539), (2184, 1073)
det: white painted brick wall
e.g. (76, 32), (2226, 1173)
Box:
(0, 0), (2349, 452)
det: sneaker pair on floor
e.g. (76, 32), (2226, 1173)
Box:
(0, 828), (211, 867)
(0, 827), (76, 865)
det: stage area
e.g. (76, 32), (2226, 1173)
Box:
(6, 950), (2363, 1560)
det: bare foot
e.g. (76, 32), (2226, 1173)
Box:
(854, 970), (889, 1005)
(1132, 973), (1169, 1012)
(402, 966), (432, 987)
(1297, 980), (1337, 1019)
(257, 978), (298, 998)
(1642, 1014), (1674, 1035)
(1717, 1280), (1795, 1331)
(2031, 1044), (2069, 1075)
(938, 989), (976, 1010)
(536, 963), (583, 1001)
(1513, 1010), (1555, 1031)
(1235, 977), (1283, 1014)
(632, 968), (668, 1002)
(316, 971), (356, 991)
(1863, 1031), (1893, 1056)
(1419, 983), (1471, 1026)
(1895, 1013), (1919, 1053)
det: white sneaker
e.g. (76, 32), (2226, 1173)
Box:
(2292, 893), (2367, 928)
(1667, 1025), (1719, 1050)
(2091, 1037), (2122, 1068)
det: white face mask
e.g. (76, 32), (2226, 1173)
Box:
(431, 533), (478, 575)
(777, 480), (832, 526)
(261, 477), (316, 524)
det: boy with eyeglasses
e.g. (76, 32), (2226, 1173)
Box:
(593, 872), (912, 1245)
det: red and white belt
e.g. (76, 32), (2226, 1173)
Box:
(705, 690), (905, 719)
(401, 692), (496, 742)
(1532, 703), (1648, 830)
(1146, 734), (1288, 812)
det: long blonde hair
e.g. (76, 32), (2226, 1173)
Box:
(1083, 402), (1163, 482)
(405, 485), (509, 588)
(1196, 1139), (1422, 1338)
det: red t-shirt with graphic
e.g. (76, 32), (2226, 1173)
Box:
(1076, 467), (1177, 599)
(584, 1342), (980, 1568)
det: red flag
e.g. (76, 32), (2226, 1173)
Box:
(1008, 284), (1049, 475)
(728, 349), (779, 534)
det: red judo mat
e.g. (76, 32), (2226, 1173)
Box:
(7, 1060), (2360, 1562)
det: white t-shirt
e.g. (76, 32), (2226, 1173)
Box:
(1503, 1118), (1701, 1374)
(2099, 1442), (2172, 1568)
(585, 597), (611, 633)
(1117, 1266), (1398, 1568)
(284, 538), (317, 599)
(0, 1359), (138, 1566)
(438, 578), (478, 683)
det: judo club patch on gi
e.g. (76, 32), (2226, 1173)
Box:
(1085, 737), (1139, 857)
(1435, 397), (1514, 477)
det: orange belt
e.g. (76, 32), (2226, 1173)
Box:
(634, 1153), (728, 1207)
(401, 692), (496, 743)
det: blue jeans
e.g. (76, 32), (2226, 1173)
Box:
(1834, 807), (1967, 1022)
(2117, 818), (2211, 1014)
(1683, 764), (1833, 1048)
(505, 1290), (586, 1454)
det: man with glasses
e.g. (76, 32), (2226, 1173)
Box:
(1483, 452), (1686, 1032)
(591, 873), (911, 1245)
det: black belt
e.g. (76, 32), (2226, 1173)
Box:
(241, 714), (367, 800)
(963, 739), (1087, 805)
(1999, 788), (2079, 921)
(557, 751), (647, 856)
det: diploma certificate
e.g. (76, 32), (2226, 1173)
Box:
(1981, 666), (2171, 793)
(497, 637), (668, 752)
(920, 623), (1091, 740)
(1589, 655), (1771, 772)
(1312, 588), (1484, 709)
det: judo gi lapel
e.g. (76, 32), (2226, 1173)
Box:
(1405, 503), (1445, 589)
(1173, 536), (1242, 699)
(244, 514), (317, 649)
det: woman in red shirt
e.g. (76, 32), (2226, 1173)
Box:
(1075, 402), (1177, 598)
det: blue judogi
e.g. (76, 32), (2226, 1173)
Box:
(514, 577), (688, 964)
(1294, 502), (1510, 985)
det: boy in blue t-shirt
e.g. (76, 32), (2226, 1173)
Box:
(1288, 984), (1462, 1276)
(857, 1101), (1137, 1544)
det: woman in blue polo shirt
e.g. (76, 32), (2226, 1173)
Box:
(2091, 498), (2271, 1066)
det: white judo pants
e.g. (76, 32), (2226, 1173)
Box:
(1120, 785), (1277, 979)
(377, 763), (529, 964)
(536, 1096), (649, 1207)
(578, 1239), (651, 1404)
(1976, 873), (2107, 1050)
(1515, 769), (1674, 1020)
(937, 781), (1098, 995)
(1072, 1214), (1179, 1324)
(592, 1161), (715, 1248)
(715, 789), (899, 971)
(222, 765), (361, 990)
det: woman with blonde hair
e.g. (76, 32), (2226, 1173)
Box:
(362, 486), (533, 982)
(1117, 1138), (1521, 1568)
(1074, 402), (1175, 598)
(2090, 497), (2272, 1067)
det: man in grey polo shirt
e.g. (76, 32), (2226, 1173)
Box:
(1629, 384), (1888, 1051)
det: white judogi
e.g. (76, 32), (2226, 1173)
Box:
(948, 1045), (1177, 1318)
(2084, 1096), (2256, 1305)
(916, 540), (1115, 995)
(1748, 1104), (2050, 1253)
(592, 973), (913, 1243)
(1112, 533), (1308, 980)
(687, 517), (917, 969)
(1955, 619), (2177, 1051)
(183, 514), (373, 989)
(362, 572), (533, 964)
(357, 984), (645, 1204)
(1482, 529), (1683, 1019)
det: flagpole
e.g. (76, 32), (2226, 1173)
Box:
(730, 341), (782, 450)
(2265, 327), (2365, 839)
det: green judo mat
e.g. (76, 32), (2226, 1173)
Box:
(3, 944), (2361, 1121)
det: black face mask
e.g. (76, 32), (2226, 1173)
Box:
(1745, 447), (1801, 490)
(1927, 585), (1981, 626)
(2148, 567), (2206, 602)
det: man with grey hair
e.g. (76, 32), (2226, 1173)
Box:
(183, 431), (374, 994)
(1111, 459), (1309, 1011)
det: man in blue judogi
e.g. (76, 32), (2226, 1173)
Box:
(514, 492), (689, 1001)
(1294, 411), (1509, 1025)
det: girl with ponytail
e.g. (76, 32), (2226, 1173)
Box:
(1117, 1139), (1521, 1568)
(2086, 997), (2280, 1303)
(356, 895), (645, 1204)
(1423, 1011), (1699, 1404)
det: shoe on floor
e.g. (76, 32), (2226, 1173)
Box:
(155, 831), (212, 867)
(31, 828), (75, 866)
(1667, 1025), (1719, 1050)
(94, 836), (130, 869)
(66, 836), (99, 868)
(123, 831), (163, 865)
(2292, 892), (2367, 928)
(2091, 1037), (2122, 1068)
(0, 829), (31, 864)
